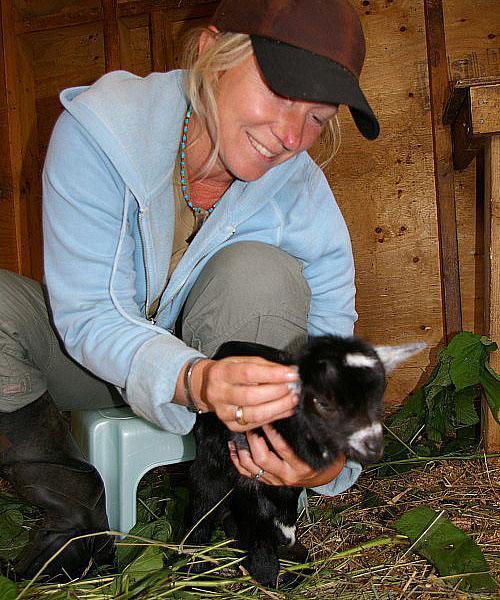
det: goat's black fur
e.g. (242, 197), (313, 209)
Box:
(187, 335), (387, 588)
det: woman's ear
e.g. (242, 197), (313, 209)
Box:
(198, 25), (220, 56)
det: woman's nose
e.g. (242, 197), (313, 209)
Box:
(272, 107), (306, 152)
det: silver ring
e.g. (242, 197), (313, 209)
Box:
(235, 406), (247, 426)
(254, 468), (265, 481)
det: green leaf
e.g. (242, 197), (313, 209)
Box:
(441, 426), (478, 454)
(425, 389), (452, 443)
(425, 357), (452, 409)
(480, 365), (500, 423)
(447, 331), (483, 358)
(388, 389), (426, 443)
(393, 507), (497, 592)
(117, 515), (173, 569)
(0, 508), (30, 560)
(390, 389), (426, 423)
(116, 522), (157, 568)
(447, 332), (488, 390)
(125, 545), (164, 581)
(454, 396), (479, 426)
(0, 576), (16, 600)
(111, 547), (166, 596)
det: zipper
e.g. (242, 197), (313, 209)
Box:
(138, 208), (155, 323)
(158, 225), (236, 321)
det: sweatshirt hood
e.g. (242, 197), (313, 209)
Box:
(59, 70), (188, 203)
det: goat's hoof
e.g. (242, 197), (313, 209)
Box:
(245, 558), (279, 589)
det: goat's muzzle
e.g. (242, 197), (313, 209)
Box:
(346, 422), (384, 463)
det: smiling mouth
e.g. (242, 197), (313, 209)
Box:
(247, 133), (277, 159)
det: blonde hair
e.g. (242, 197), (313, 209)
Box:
(181, 28), (341, 177)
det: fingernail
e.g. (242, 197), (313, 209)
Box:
(286, 367), (299, 379)
(292, 393), (300, 405)
(228, 441), (236, 455)
(287, 381), (302, 393)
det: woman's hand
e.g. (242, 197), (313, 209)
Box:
(228, 424), (346, 487)
(177, 357), (301, 432)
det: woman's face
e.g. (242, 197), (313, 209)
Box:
(205, 50), (339, 183)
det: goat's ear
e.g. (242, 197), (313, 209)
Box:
(374, 342), (427, 373)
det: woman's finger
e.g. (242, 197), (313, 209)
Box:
(261, 424), (300, 461)
(225, 381), (298, 407)
(222, 394), (299, 430)
(245, 430), (282, 471)
(244, 431), (305, 485)
(256, 472), (283, 486)
(228, 442), (254, 478)
(219, 358), (299, 386)
(229, 449), (282, 485)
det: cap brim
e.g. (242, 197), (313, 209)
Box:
(251, 35), (380, 140)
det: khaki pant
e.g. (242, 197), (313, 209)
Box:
(0, 242), (310, 413)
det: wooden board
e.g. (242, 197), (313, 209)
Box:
(0, 6), (19, 274)
(470, 84), (500, 134)
(119, 14), (152, 76)
(443, 0), (499, 82)
(484, 135), (500, 451)
(443, 0), (500, 338)
(311, 1), (443, 405)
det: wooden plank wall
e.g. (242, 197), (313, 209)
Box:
(1, 0), (218, 280)
(1, 0), (498, 408)
(443, 0), (500, 334)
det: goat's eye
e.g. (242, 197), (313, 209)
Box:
(312, 396), (334, 415)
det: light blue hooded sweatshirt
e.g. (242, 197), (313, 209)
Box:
(42, 69), (361, 496)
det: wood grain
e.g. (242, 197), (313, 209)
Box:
(0, 4), (19, 274)
(102, 0), (121, 71)
(470, 84), (500, 135)
(1, 0), (32, 276)
(483, 135), (500, 451)
(424, 0), (462, 340)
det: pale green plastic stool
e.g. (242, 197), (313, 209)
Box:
(71, 406), (196, 535)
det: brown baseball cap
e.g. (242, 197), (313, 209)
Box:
(212, 0), (380, 140)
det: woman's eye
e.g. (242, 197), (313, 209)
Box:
(312, 115), (324, 126)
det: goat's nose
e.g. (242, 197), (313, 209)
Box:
(347, 422), (384, 462)
(363, 436), (384, 461)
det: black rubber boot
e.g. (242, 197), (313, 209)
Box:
(0, 393), (115, 582)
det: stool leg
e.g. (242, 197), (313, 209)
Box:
(119, 466), (140, 535)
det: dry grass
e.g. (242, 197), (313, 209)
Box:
(4, 456), (498, 599)
(296, 457), (500, 599)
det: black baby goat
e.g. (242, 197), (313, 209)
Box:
(186, 335), (424, 588)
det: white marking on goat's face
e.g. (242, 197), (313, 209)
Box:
(274, 520), (296, 547)
(348, 422), (383, 455)
(345, 353), (378, 369)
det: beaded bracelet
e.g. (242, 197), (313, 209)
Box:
(183, 356), (206, 414)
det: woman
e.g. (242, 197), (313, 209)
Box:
(0, 0), (379, 582)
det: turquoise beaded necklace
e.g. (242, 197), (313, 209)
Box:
(179, 105), (221, 215)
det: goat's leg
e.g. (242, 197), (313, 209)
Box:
(242, 530), (280, 588)
(185, 468), (231, 574)
(231, 490), (280, 588)
(186, 476), (230, 545)
(269, 486), (301, 549)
